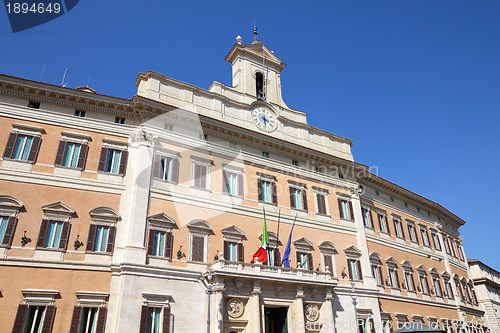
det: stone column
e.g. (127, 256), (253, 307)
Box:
(349, 186), (377, 289)
(248, 281), (262, 333)
(321, 288), (336, 333)
(293, 286), (306, 333)
(211, 279), (225, 333)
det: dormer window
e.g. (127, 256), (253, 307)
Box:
(256, 72), (264, 100)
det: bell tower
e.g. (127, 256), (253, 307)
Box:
(224, 29), (287, 106)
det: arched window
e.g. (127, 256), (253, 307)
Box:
(256, 72), (264, 100)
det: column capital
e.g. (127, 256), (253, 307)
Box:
(130, 129), (156, 148)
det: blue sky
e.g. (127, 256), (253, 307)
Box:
(1, 1), (499, 269)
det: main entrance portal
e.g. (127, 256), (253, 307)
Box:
(264, 307), (288, 333)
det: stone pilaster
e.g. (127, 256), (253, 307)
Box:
(248, 281), (262, 333)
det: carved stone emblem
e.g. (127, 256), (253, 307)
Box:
(304, 303), (320, 322)
(226, 298), (244, 318)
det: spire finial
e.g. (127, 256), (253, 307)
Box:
(253, 20), (257, 41)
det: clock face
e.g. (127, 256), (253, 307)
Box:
(251, 106), (277, 132)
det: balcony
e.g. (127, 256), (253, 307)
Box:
(211, 260), (338, 287)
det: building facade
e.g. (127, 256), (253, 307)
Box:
(468, 260), (500, 332)
(0, 35), (488, 333)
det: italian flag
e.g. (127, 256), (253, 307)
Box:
(252, 209), (268, 263)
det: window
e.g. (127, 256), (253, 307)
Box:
(407, 223), (418, 243)
(79, 307), (98, 333)
(362, 208), (373, 228)
(12, 291), (57, 333)
(37, 219), (71, 250)
(297, 252), (310, 269)
(445, 281), (454, 299)
(154, 155), (180, 183)
(457, 243), (465, 261)
(0, 215), (18, 247)
(20, 305), (50, 332)
(444, 237), (452, 255)
(54, 140), (89, 169)
(74, 110), (86, 117)
(192, 236), (205, 262)
(262, 151), (269, 158)
(114, 117), (125, 124)
(224, 240), (243, 262)
(378, 214), (389, 233)
(315, 166), (324, 173)
(347, 259), (362, 281)
(405, 271), (415, 291)
(193, 163), (209, 189)
(431, 233), (441, 250)
(433, 278), (443, 297)
(316, 193), (327, 215)
(3, 131), (42, 163)
(223, 169), (243, 196)
(256, 72), (264, 100)
(140, 305), (171, 333)
(372, 265), (384, 286)
(393, 219), (405, 239)
(147, 213), (176, 260)
(292, 160), (299, 166)
(449, 237), (457, 257)
(257, 178), (277, 204)
(388, 267), (400, 288)
(324, 254), (334, 273)
(98, 146), (128, 175)
(420, 228), (430, 247)
(338, 199), (354, 221)
(28, 100), (40, 108)
(419, 275), (430, 294)
(289, 187), (307, 211)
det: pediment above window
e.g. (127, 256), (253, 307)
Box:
(187, 219), (213, 233)
(319, 241), (338, 254)
(385, 256), (399, 267)
(441, 271), (451, 280)
(429, 268), (440, 276)
(293, 237), (314, 252)
(416, 264), (428, 274)
(369, 252), (382, 264)
(401, 260), (413, 270)
(259, 231), (280, 246)
(222, 225), (246, 239)
(148, 213), (177, 229)
(0, 195), (23, 216)
(42, 201), (76, 221)
(90, 207), (121, 224)
(344, 245), (362, 258)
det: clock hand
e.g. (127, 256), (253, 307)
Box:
(262, 115), (268, 126)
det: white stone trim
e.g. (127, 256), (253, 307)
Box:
(142, 293), (172, 307)
(21, 289), (59, 306)
(12, 123), (45, 135)
(75, 291), (109, 307)
(60, 131), (92, 143)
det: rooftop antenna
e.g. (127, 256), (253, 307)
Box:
(39, 62), (47, 82)
(61, 67), (67, 86)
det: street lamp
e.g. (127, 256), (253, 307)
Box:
(350, 278), (359, 333)
(205, 264), (214, 333)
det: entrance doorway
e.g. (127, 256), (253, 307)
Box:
(264, 307), (288, 333)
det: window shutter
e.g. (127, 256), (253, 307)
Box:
(77, 143), (89, 170)
(296, 252), (301, 269)
(171, 158), (180, 184)
(223, 241), (229, 260)
(370, 211), (375, 228)
(347, 259), (353, 279)
(289, 187), (295, 208)
(2, 216), (18, 246)
(86, 225), (97, 252)
(257, 179), (263, 201)
(273, 248), (281, 266)
(139, 305), (148, 333)
(338, 199), (344, 219)
(426, 231), (431, 248)
(414, 227), (419, 244)
(400, 222), (406, 239)
(153, 155), (161, 179)
(307, 253), (313, 270)
(194, 164), (201, 188)
(106, 226), (116, 253)
(425, 278), (430, 294)
(54, 140), (67, 166)
(395, 271), (400, 288)
(324, 255), (333, 273)
(69, 306), (82, 333)
(316, 194), (325, 214)
(97, 147), (108, 172)
(222, 170), (228, 193)
(393, 220), (398, 236)
(407, 225), (412, 240)
(165, 232), (173, 259)
(58, 222), (71, 250)
(36, 219), (50, 248)
(378, 214), (383, 230)
(411, 275), (416, 292)
(147, 230), (155, 255)
(348, 201), (354, 221)
(356, 260), (363, 281)
(271, 182), (278, 204)
(302, 189), (308, 211)
(237, 242), (244, 262)
(199, 165), (207, 188)
(12, 304), (28, 333)
(96, 307), (107, 333)
(193, 236), (204, 262)
(237, 173), (244, 197)
(3, 132), (18, 158)
(27, 136), (42, 163)
(118, 150), (128, 175)
(163, 306), (171, 333)
(41, 305), (56, 333)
